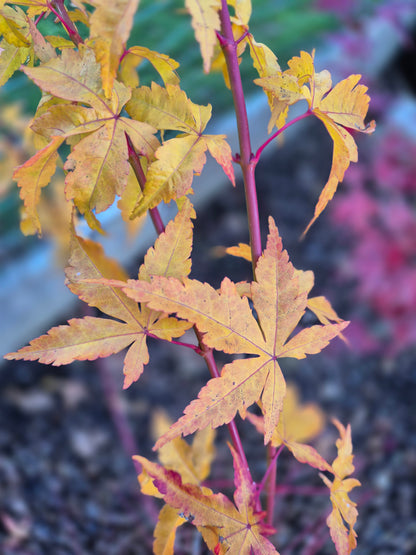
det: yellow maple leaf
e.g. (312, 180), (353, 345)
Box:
(118, 46), (180, 88)
(255, 50), (375, 234)
(22, 49), (159, 230)
(228, 0), (252, 25)
(8, 0), (51, 18)
(0, 5), (33, 86)
(126, 83), (235, 216)
(136, 410), (216, 555)
(321, 420), (361, 555)
(185, 0), (221, 73)
(13, 136), (65, 235)
(0, 6), (30, 47)
(88, 0), (140, 97)
(225, 242), (252, 261)
(247, 384), (332, 472)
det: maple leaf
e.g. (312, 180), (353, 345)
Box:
(0, 5), (33, 86)
(126, 83), (235, 216)
(255, 50), (375, 234)
(225, 243), (344, 341)
(13, 136), (65, 235)
(321, 420), (361, 555)
(0, 5), (30, 47)
(307, 295), (348, 344)
(88, 0), (140, 97)
(247, 384), (332, 472)
(8, 0), (58, 18)
(137, 410), (216, 555)
(111, 217), (348, 446)
(119, 45), (180, 88)
(225, 242), (252, 261)
(185, 0), (221, 73)
(21, 48), (159, 230)
(23, 47), (104, 108)
(135, 444), (278, 554)
(27, 18), (57, 63)
(228, 0), (252, 25)
(5, 202), (195, 388)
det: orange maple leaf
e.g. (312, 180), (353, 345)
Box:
(5, 202), (195, 388)
(135, 444), (278, 554)
(111, 217), (347, 446)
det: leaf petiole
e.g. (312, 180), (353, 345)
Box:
(255, 444), (285, 502)
(254, 110), (313, 165)
(48, 0), (83, 46)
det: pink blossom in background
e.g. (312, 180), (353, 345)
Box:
(330, 128), (416, 356)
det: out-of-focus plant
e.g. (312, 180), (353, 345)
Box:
(331, 128), (416, 354)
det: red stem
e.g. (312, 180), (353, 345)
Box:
(48, 0), (83, 46)
(218, 2), (311, 527)
(256, 444), (284, 501)
(125, 133), (165, 235)
(146, 332), (202, 354)
(218, 0), (262, 272)
(34, 11), (47, 25)
(254, 110), (312, 163)
(198, 340), (250, 473)
(126, 132), (251, 476)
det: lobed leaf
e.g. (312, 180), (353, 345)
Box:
(255, 50), (375, 233)
(138, 410), (216, 555)
(139, 199), (195, 282)
(185, 0), (221, 73)
(88, 0), (140, 97)
(118, 217), (348, 446)
(119, 46), (180, 88)
(13, 136), (65, 235)
(127, 82), (212, 134)
(321, 420), (361, 555)
(6, 226), (191, 388)
(135, 450), (277, 554)
(130, 135), (207, 217)
(247, 385), (331, 471)
(23, 48), (105, 110)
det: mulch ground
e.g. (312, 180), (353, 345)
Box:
(1, 119), (415, 554)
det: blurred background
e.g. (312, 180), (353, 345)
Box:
(1, 1), (415, 553)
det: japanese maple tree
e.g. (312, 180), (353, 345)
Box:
(2, 0), (374, 552)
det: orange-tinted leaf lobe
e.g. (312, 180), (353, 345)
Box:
(135, 452), (278, 554)
(118, 217), (347, 447)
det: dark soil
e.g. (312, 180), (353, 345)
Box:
(1, 120), (415, 554)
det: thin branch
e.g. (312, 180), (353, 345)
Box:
(146, 332), (202, 355)
(218, 0), (262, 271)
(196, 334), (250, 475)
(34, 11), (47, 25)
(125, 133), (165, 235)
(126, 131), (251, 479)
(256, 444), (284, 501)
(253, 110), (312, 164)
(48, 0), (83, 46)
